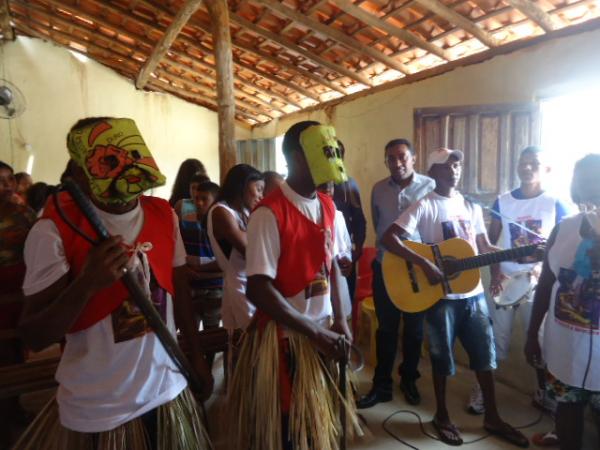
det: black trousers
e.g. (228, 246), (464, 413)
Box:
(372, 260), (425, 393)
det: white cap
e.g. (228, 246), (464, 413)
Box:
(426, 148), (464, 171)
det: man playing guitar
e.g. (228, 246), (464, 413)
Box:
(381, 148), (529, 448)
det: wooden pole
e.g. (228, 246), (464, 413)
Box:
(136, 0), (203, 89)
(206, 0), (237, 182)
(414, 0), (501, 48)
(504, 0), (557, 33)
(0, 0), (14, 41)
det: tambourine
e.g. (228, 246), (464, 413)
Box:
(494, 270), (536, 307)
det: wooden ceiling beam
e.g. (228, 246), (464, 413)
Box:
(0, 0), (14, 40)
(155, 67), (272, 119)
(168, 27), (320, 103)
(151, 77), (261, 123)
(413, 0), (500, 48)
(330, 0), (449, 61)
(162, 58), (288, 113)
(136, 0), (204, 89)
(75, 0), (319, 106)
(255, 0), (411, 74)
(39, 0), (301, 108)
(164, 51), (301, 109)
(12, 1), (136, 58)
(11, 16), (139, 75)
(232, 14), (373, 86)
(206, 0), (237, 180)
(134, 0), (339, 99)
(11, 8), (258, 123)
(503, 0), (557, 33)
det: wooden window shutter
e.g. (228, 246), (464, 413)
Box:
(414, 103), (540, 204)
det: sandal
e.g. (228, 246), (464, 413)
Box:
(432, 417), (463, 446)
(484, 421), (529, 448)
(531, 430), (559, 447)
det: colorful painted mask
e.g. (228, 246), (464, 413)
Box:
(299, 125), (348, 186)
(67, 118), (166, 205)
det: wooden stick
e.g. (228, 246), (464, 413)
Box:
(504, 0), (557, 33)
(0, 0), (13, 40)
(414, 0), (500, 48)
(136, 0), (203, 89)
(330, 0), (449, 61)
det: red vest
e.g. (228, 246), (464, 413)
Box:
(43, 192), (175, 332)
(257, 187), (335, 297)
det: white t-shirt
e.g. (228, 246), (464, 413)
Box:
(207, 202), (254, 330)
(246, 182), (342, 325)
(394, 191), (486, 299)
(544, 214), (600, 390)
(496, 190), (560, 275)
(23, 200), (188, 433)
(334, 210), (352, 317)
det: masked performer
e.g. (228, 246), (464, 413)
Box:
(228, 121), (362, 450)
(15, 117), (213, 450)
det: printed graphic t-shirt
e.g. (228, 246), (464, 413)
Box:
(493, 189), (569, 275)
(544, 213), (600, 390)
(23, 201), (188, 433)
(394, 191), (486, 299)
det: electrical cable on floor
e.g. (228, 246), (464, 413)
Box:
(380, 402), (546, 449)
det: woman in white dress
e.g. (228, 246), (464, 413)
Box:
(207, 164), (264, 332)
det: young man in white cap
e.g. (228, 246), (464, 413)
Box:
(381, 148), (529, 447)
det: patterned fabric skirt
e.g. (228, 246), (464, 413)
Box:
(12, 388), (212, 450)
(227, 319), (363, 450)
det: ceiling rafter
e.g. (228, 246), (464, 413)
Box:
(154, 66), (273, 119)
(503, 0), (557, 33)
(330, 0), (450, 61)
(133, 0), (339, 97)
(11, 13), (139, 74)
(8, 0), (600, 126)
(228, 14), (373, 86)
(136, 0), (203, 89)
(414, 0), (501, 47)
(151, 77), (260, 123)
(156, 58), (286, 114)
(12, 1), (266, 123)
(255, 0), (411, 74)
(1, 0), (15, 39)
(84, 0), (324, 108)
(41, 0), (302, 110)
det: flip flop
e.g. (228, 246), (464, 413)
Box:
(432, 417), (463, 446)
(531, 430), (559, 447)
(484, 422), (529, 448)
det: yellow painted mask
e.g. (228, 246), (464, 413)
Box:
(67, 118), (166, 205)
(299, 125), (348, 186)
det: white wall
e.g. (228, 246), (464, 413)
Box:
(0, 36), (251, 197)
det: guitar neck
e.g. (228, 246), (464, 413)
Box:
(450, 244), (538, 272)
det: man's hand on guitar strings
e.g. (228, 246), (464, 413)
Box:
(420, 258), (444, 285)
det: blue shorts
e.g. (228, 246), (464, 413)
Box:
(426, 293), (497, 376)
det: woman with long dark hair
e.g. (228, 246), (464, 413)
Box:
(169, 158), (207, 206)
(207, 164), (264, 332)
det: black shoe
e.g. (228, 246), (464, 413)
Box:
(400, 379), (421, 405)
(356, 389), (392, 409)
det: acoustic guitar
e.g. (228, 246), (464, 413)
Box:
(381, 238), (539, 313)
